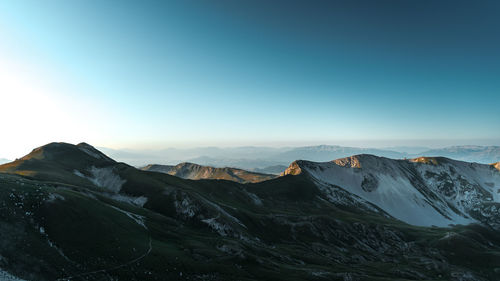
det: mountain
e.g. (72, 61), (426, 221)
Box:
(98, 146), (289, 167)
(98, 144), (500, 169)
(274, 145), (406, 163)
(250, 165), (289, 175)
(185, 156), (285, 170)
(418, 145), (500, 164)
(2, 143), (500, 280)
(382, 146), (431, 154)
(284, 154), (500, 228)
(0, 158), (10, 165)
(141, 162), (276, 183)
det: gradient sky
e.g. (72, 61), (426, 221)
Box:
(1, 0), (499, 159)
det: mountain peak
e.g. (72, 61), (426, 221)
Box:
(176, 162), (203, 169)
(409, 156), (440, 165)
(283, 155), (386, 176)
(282, 160), (304, 176)
(333, 154), (364, 168)
(332, 154), (391, 168)
(19, 142), (114, 163)
(0, 142), (116, 180)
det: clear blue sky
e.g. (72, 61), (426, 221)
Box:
(0, 0), (499, 158)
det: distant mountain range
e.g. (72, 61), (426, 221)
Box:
(416, 145), (500, 164)
(2, 142), (500, 280)
(98, 144), (500, 169)
(0, 158), (10, 165)
(141, 163), (276, 183)
(271, 145), (406, 163)
(249, 165), (289, 175)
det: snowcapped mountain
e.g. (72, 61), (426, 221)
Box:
(141, 162), (276, 183)
(284, 155), (500, 228)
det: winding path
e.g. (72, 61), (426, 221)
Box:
(57, 236), (152, 280)
(56, 203), (153, 281)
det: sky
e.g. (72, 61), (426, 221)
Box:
(0, 0), (499, 159)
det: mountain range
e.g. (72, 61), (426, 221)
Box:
(1, 142), (500, 280)
(416, 146), (500, 164)
(98, 145), (500, 171)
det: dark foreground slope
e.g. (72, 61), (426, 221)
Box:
(141, 162), (276, 183)
(1, 143), (500, 280)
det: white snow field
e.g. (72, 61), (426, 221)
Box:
(291, 155), (500, 227)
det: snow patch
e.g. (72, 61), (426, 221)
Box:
(88, 166), (126, 193)
(46, 193), (65, 203)
(244, 190), (263, 206)
(78, 146), (102, 159)
(109, 194), (148, 207)
(201, 216), (232, 236)
(109, 205), (147, 229)
(302, 159), (479, 227)
(174, 197), (198, 218)
(200, 198), (247, 228)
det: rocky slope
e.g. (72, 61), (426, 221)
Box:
(141, 162), (276, 183)
(284, 155), (500, 228)
(1, 143), (500, 280)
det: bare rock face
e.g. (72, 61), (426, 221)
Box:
(361, 173), (379, 192)
(333, 155), (362, 168)
(282, 161), (303, 176)
(410, 157), (440, 165)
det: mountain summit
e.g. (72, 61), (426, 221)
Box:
(0, 142), (115, 182)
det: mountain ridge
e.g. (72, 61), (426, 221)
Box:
(141, 162), (276, 183)
(284, 154), (500, 228)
